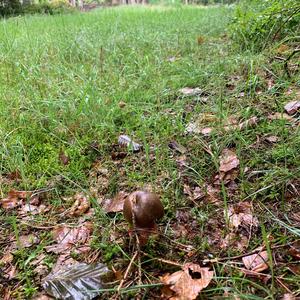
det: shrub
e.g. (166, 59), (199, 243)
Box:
(230, 0), (300, 51)
(0, 0), (22, 16)
(23, 1), (75, 15)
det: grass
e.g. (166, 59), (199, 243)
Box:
(0, 4), (300, 299)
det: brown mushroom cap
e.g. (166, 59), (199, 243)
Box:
(123, 191), (164, 228)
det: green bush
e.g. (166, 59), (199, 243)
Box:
(230, 0), (300, 51)
(23, 1), (75, 15)
(0, 0), (22, 16)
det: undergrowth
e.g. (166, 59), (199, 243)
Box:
(0, 4), (299, 299)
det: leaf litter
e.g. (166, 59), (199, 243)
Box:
(161, 263), (214, 300)
(45, 222), (93, 254)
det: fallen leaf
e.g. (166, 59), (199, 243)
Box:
(265, 135), (279, 143)
(227, 202), (259, 230)
(43, 263), (113, 300)
(0, 253), (13, 265)
(220, 233), (248, 251)
(118, 135), (142, 152)
(45, 223), (93, 254)
(267, 78), (275, 90)
(33, 293), (54, 300)
(284, 101), (300, 115)
(161, 263), (213, 300)
(185, 113), (217, 135)
(223, 116), (258, 132)
(197, 36), (205, 45)
(281, 294), (296, 300)
(12, 234), (39, 249)
(118, 101), (126, 108)
(201, 127), (213, 136)
(242, 250), (269, 272)
(18, 203), (49, 217)
(102, 191), (128, 213)
(277, 44), (290, 54)
(268, 112), (295, 121)
(219, 149), (239, 173)
(59, 151), (69, 165)
(179, 87), (202, 96)
(69, 193), (90, 217)
(204, 184), (221, 204)
(240, 268), (271, 283)
(288, 241), (300, 259)
(4, 265), (17, 280)
(168, 141), (187, 154)
(1, 196), (19, 209)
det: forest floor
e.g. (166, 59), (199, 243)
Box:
(0, 5), (299, 299)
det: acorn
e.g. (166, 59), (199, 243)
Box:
(123, 191), (164, 229)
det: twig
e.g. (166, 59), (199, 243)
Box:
(132, 212), (142, 287)
(142, 252), (183, 267)
(203, 240), (300, 264)
(284, 48), (300, 78)
(117, 251), (138, 293)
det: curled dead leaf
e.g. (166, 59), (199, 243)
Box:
(227, 202), (258, 230)
(268, 112), (295, 122)
(45, 223), (93, 254)
(284, 101), (300, 115)
(12, 234), (39, 249)
(161, 263), (213, 300)
(219, 149), (240, 173)
(102, 191), (128, 213)
(242, 250), (269, 272)
(69, 193), (90, 217)
(59, 151), (69, 166)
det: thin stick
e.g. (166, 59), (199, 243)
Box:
(117, 251), (138, 293)
(203, 240), (300, 264)
(142, 252), (182, 267)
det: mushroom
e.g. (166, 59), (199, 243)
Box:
(123, 191), (164, 229)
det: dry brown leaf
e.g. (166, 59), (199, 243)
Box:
(219, 149), (239, 173)
(197, 36), (205, 45)
(284, 101), (300, 115)
(242, 251), (269, 272)
(18, 203), (49, 217)
(227, 202), (258, 230)
(12, 234), (39, 249)
(161, 263), (213, 300)
(1, 189), (34, 209)
(268, 112), (295, 121)
(288, 241), (300, 259)
(33, 293), (54, 300)
(0, 253), (13, 265)
(1, 196), (19, 209)
(201, 127), (213, 136)
(59, 151), (69, 165)
(281, 294), (296, 300)
(118, 101), (126, 108)
(240, 268), (271, 283)
(220, 233), (248, 251)
(102, 191), (128, 213)
(45, 223), (93, 254)
(265, 135), (279, 143)
(69, 193), (90, 217)
(204, 184), (221, 204)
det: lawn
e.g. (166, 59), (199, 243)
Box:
(0, 4), (299, 299)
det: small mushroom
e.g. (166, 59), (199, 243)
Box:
(123, 191), (164, 229)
